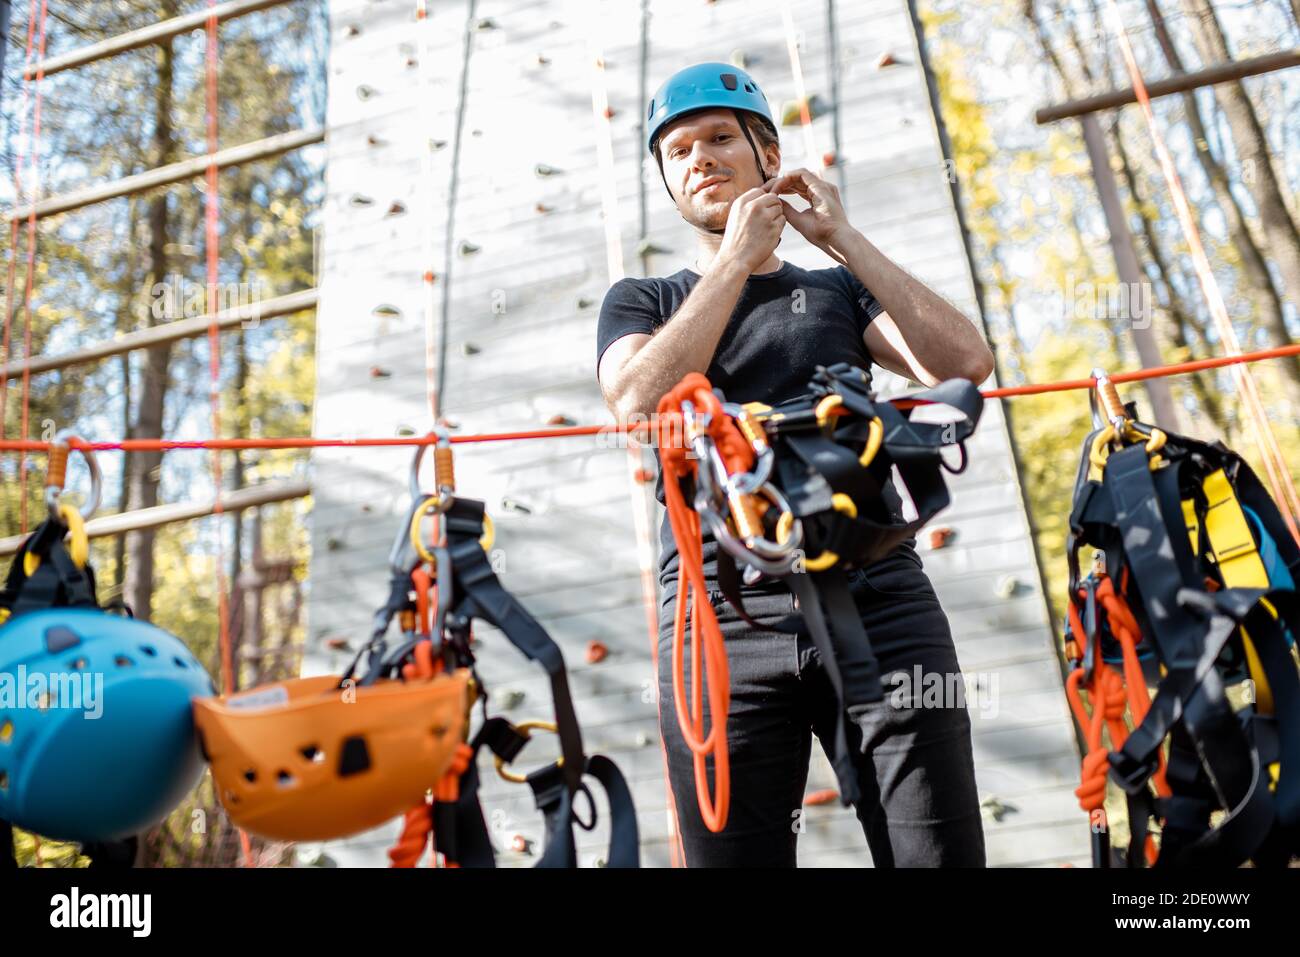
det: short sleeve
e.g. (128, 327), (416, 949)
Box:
(834, 265), (885, 334)
(596, 277), (662, 371)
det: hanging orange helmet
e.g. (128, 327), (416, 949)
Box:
(193, 669), (470, 842)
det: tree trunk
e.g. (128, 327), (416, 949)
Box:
(1180, 0), (1300, 338)
(122, 0), (178, 622)
(1144, 0), (1300, 409)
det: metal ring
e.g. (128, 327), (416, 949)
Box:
(801, 494), (858, 572)
(409, 497), (494, 566)
(46, 431), (102, 522)
(494, 719), (561, 784)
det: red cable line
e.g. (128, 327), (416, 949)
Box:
(17, 0), (49, 534)
(0, 0), (40, 445)
(4, 342), (1300, 456)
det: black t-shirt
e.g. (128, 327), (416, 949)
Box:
(595, 260), (888, 590)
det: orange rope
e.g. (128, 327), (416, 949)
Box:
(1103, 0), (1300, 542)
(1065, 574), (1169, 865)
(657, 372), (756, 833)
(5, 343), (1300, 457)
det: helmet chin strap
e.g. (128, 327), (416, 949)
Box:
(655, 108), (770, 237)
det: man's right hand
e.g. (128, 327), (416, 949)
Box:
(715, 187), (786, 273)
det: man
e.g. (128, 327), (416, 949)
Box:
(596, 62), (994, 867)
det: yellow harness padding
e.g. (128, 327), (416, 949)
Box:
(1196, 468), (1283, 786)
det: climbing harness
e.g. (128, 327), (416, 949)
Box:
(1064, 370), (1300, 867)
(198, 431), (638, 866)
(658, 365), (983, 831)
(0, 434), (213, 855)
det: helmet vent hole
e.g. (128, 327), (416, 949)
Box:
(277, 770), (297, 788)
(68, 657), (87, 670)
(173, 656), (188, 669)
(114, 655), (134, 668)
(720, 72), (738, 91)
(338, 736), (372, 777)
(300, 744), (324, 764)
(0, 719), (11, 744)
(431, 724), (448, 738)
(243, 768), (258, 783)
(140, 645), (157, 657)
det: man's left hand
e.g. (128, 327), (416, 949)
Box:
(764, 168), (854, 255)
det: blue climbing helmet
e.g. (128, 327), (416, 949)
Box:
(646, 61), (778, 204)
(0, 608), (214, 843)
(0, 432), (213, 846)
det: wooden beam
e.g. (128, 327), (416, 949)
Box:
(0, 480), (311, 556)
(1035, 49), (1300, 124)
(25, 0), (298, 79)
(8, 127), (325, 221)
(2, 287), (318, 381)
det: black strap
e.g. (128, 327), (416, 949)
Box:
(527, 753), (640, 869)
(443, 497), (585, 797)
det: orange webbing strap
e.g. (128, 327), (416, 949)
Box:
(388, 624), (474, 868)
(1065, 575), (1169, 865)
(656, 373), (756, 834)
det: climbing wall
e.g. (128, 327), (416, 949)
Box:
(308, 0), (1087, 867)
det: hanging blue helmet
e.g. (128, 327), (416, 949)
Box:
(0, 608), (214, 843)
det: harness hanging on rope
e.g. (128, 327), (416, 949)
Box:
(197, 431), (639, 867)
(0, 435), (212, 864)
(657, 365), (983, 832)
(1063, 370), (1300, 868)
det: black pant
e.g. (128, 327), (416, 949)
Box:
(657, 549), (987, 867)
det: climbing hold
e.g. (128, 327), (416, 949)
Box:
(510, 834), (534, 855)
(536, 53), (550, 66)
(430, 139), (447, 151)
(535, 202), (554, 214)
(461, 342), (480, 356)
(405, 57), (417, 69)
(981, 795), (1018, 823)
(636, 238), (670, 257)
(576, 297), (594, 310)
(635, 731), (651, 748)
(927, 526), (955, 550)
(500, 496), (532, 515)
(344, 23), (360, 37)
(779, 94), (826, 126)
(633, 468), (654, 484)
(356, 84), (377, 100)
(422, 270), (437, 284)
(804, 788), (838, 806)
(369, 366), (392, 379)
(471, 129), (483, 138)
(326, 536), (344, 551)
(324, 636), (352, 652)
(395, 425), (417, 437)
(546, 413), (575, 426)
(498, 689), (526, 710)
(348, 194), (375, 208)
(534, 163), (560, 177)
(386, 201), (407, 217)
(994, 574), (1021, 599)
(475, 16), (497, 30)
(458, 240), (481, 256)
(603, 106), (616, 120)
(366, 134), (385, 147)
(372, 304), (402, 319)
(822, 150), (837, 167)
(729, 50), (748, 69)
(876, 51), (899, 69)
(585, 640), (609, 664)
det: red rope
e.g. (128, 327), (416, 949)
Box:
(4, 342), (1300, 456)
(16, 0), (49, 534)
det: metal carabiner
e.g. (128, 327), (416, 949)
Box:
(408, 426), (456, 507)
(722, 402), (773, 493)
(45, 430), (102, 523)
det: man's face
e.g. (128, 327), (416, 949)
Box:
(658, 109), (776, 231)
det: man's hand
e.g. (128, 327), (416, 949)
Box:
(715, 187), (786, 273)
(764, 168), (853, 258)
